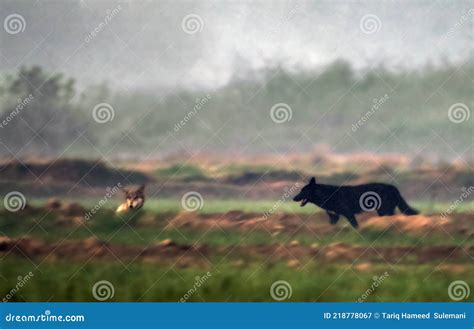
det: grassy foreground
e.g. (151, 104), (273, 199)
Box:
(1, 200), (472, 302)
(1, 259), (472, 302)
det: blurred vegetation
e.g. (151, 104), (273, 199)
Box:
(1, 205), (472, 301)
(20, 198), (474, 217)
(155, 164), (208, 181)
(1, 201), (472, 302)
(0, 59), (472, 158)
(1, 200), (473, 247)
(0, 66), (92, 156)
(1, 258), (472, 302)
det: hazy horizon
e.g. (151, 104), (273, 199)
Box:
(0, 1), (472, 160)
(1, 1), (472, 92)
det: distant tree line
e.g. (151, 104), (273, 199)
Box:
(0, 59), (472, 160)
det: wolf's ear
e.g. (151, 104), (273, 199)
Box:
(309, 177), (316, 185)
(121, 187), (129, 195)
(137, 184), (146, 192)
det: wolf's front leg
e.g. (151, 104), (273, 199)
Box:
(326, 211), (340, 225)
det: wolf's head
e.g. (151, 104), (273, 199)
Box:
(293, 177), (317, 207)
(123, 185), (145, 210)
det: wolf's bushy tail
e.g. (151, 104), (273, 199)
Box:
(397, 193), (418, 215)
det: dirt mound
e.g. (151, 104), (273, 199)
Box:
(44, 200), (88, 226)
(45, 198), (62, 210)
(0, 236), (13, 251)
(0, 159), (150, 186)
(165, 211), (272, 231)
(61, 202), (86, 216)
(353, 262), (373, 271)
(323, 242), (356, 260)
(318, 243), (473, 263)
(1, 236), (471, 265)
(438, 264), (469, 273)
(164, 212), (467, 235)
(0, 235), (208, 266)
(362, 214), (451, 232)
(0, 236), (47, 255)
(223, 170), (303, 185)
(164, 211), (327, 234)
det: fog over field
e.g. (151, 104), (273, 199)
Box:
(1, 1), (472, 89)
(0, 1), (472, 159)
(0, 1), (473, 304)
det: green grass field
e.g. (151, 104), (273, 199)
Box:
(1, 201), (472, 247)
(1, 199), (472, 302)
(1, 259), (472, 302)
(26, 198), (474, 215)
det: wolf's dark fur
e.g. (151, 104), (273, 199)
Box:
(293, 177), (418, 228)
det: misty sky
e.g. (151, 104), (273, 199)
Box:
(0, 0), (472, 92)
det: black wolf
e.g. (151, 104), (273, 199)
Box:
(293, 177), (418, 228)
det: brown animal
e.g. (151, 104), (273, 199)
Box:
(116, 185), (145, 214)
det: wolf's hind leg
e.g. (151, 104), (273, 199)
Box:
(377, 207), (395, 216)
(343, 214), (359, 229)
(327, 211), (340, 225)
